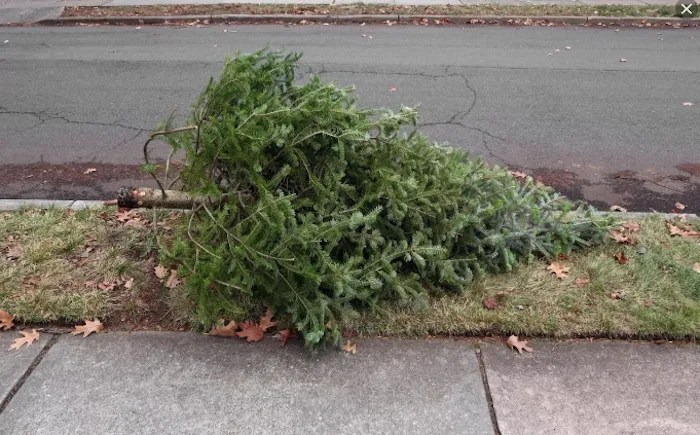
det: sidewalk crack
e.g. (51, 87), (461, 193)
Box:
(0, 334), (59, 415)
(476, 346), (501, 435)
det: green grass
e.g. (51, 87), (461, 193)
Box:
(1, 209), (698, 339)
(62, 4), (679, 19)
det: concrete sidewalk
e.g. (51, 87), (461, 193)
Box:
(0, 0), (678, 24)
(0, 332), (697, 434)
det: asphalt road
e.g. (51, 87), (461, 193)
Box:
(0, 25), (698, 210)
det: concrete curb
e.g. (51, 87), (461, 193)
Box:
(0, 198), (695, 219)
(33, 14), (700, 26)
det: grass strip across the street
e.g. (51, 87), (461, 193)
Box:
(1, 208), (699, 339)
(62, 4), (679, 19)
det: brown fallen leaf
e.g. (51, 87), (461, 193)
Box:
(693, 263), (700, 274)
(506, 335), (533, 354)
(5, 244), (22, 261)
(609, 205), (627, 212)
(509, 170), (528, 180)
(123, 277), (134, 289)
(575, 277), (590, 287)
(237, 320), (264, 343)
(154, 265), (168, 280)
(667, 223), (700, 239)
(621, 222), (640, 233)
(643, 300), (654, 308)
(10, 329), (39, 350)
(610, 292), (622, 300)
(610, 230), (633, 244)
(83, 168), (97, 175)
(675, 202), (686, 211)
(165, 270), (181, 289)
(275, 329), (292, 346)
(613, 252), (628, 264)
(98, 281), (116, 291)
(258, 308), (277, 332)
(482, 297), (499, 310)
(71, 319), (104, 337)
(547, 261), (569, 279)
(0, 310), (14, 331)
(209, 320), (238, 337)
(343, 340), (357, 354)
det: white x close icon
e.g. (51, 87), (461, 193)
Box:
(680, 3), (694, 15)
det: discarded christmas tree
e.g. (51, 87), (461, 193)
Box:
(153, 49), (612, 348)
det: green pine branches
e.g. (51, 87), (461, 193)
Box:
(159, 49), (613, 348)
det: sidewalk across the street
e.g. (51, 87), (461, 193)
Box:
(0, 332), (698, 434)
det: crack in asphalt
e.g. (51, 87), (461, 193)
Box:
(0, 108), (149, 135)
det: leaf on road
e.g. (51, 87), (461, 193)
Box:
(613, 251), (628, 264)
(675, 202), (686, 210)
(575, 277), (590, 287)
(83, 168), (97, 175)
(10, 329), (39, 350)
(71, 319), (104, 337)
(506, 335), (533, 354)
(237, 320), (264, 343)
(388, 87), (397, 92)
(258, 308), (277, 332)
(609, 205), (627, 212)
(209, 320), (238, 337)
(682, 102), (694, 107)
(154, 265), (169, 280)
(343, 340), (357, 354)
(275, 329), (292, 346)
(0, 310), (14, 331)
(482, 297), (499, 310)
(619, 58), (627, 63)
(547, 261), (569, 279)
(509, 170), (528, 180)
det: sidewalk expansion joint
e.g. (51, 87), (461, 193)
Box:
(475, 346), (501, 435)
(0, 334), (59, 416)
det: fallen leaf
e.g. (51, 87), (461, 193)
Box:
(343, 340), (357, 354)
(165, 270), (181, 289)
(98, 281), (116, 291)
(547, 261), (569, 279)
(675, 202), (686, 210)
(154, 265), (168, 280)
(643, 300), (654, 308)
(682, 102), (694, 107)
(693, 263), (700, 274)
(275, 329), (292, 346)
(509, 170), (528, 180)
(237, 320), (264, 343)
(622, 222), (640, 233)
(5, 244), (22, 261)
(258, 308), (277, 332)
(209, 320), (238, 337)
(619, 58), (627, 63)
(71, 319), (104, 337)
(609, 205), (627, 212)
(506, 335), (533, 354)
(388, 87), (397, 92)
(610, 230), (634, 244)
(123, 277), (134, 289)
(10, 329), (39, 350)
(613, 251), (628, 264)
(565, 46), (572, 50)
(667, 223), (700, 239)
(482, 297), (499, 310)
(575, 277), (590, 287)
(0, 310), (14, 331)
(83, 168), (97, 175)
(610, 292), (622, 300)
